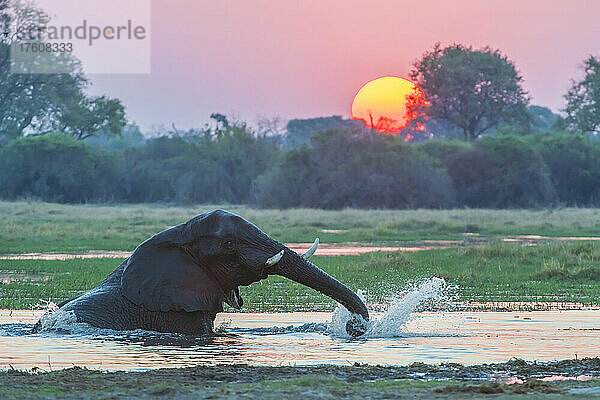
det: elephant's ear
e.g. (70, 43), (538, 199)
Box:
(121, 223), (224, 313)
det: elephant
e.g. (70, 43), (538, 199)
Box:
(34, 210), (369, 336)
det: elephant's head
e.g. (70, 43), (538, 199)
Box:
(121, 210), (369, 334)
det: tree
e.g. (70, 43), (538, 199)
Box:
(409, 43), (530, 141)
(59, 95), (126, 140)
(445, 135), (556, 207)
(257, 116), (287, 137)
(0, 0), (125, 143)
(0, 0), (87, 143)
(528, 105), (560, 132)
(532, 133), (600, 205)
(283, 116), (362, 148)
(87, 122), (145, 150)
(563, 56), (600, 134)
(122, 116), (278, 204)
(253, 127), (456, 209)
(0, 133), (124, 202)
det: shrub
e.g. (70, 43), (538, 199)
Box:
(445, 135), (556, 207)
(0, 133), (124, 202)
(531, 133), (600, 206)
(253, 128), (456, 209)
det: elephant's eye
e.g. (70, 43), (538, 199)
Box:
(222, 240), (235, 252)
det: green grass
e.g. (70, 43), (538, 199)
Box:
(2, 242), (599, 309)
(2, 201), (599, 309)
(0, 258), (118, 309)
(1, 201), (600, 253)
(247, 242), (600, 310)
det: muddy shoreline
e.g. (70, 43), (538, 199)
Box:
(2, 359), (600, 399)
(5, 358), (600, 381)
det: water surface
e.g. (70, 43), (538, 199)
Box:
(1, 308), (598, 371)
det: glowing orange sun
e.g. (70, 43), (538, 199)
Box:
(351, 76), (426, 136)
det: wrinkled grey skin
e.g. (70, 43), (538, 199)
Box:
(33, 210), (369, 336)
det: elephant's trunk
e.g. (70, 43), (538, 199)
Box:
(274, 249), (369, 322)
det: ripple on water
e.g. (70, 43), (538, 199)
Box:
(2, 279), (600, 370)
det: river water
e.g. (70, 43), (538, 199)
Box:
(1, 278), (599, 371)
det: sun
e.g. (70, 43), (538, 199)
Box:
(351, 76), (425, 135)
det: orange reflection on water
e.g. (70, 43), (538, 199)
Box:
(1, 310), (599, 371)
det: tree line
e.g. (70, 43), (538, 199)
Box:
(1, 123), (599, 208)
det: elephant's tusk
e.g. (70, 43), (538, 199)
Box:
(301, 238), (319, 259)
(265, 250), (284, 266)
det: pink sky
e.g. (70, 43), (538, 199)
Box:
(88, 0), (600, 131)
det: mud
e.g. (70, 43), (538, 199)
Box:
(1, 359), (599, 399)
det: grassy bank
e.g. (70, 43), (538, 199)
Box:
(1, 201), (600, 253)
(2, 242), (599, 309)
(1, 360), (599, 399)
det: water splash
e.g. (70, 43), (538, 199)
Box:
(33, 302), (93, 334)
(28, 278), (446, 339)
(31, 306), (207, 345)
(327, 277), (447, 338)
(225, 277), (448, 337)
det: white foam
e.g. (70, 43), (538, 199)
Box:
(34, 303), (93, 333)
(327, 277), (446, 338)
